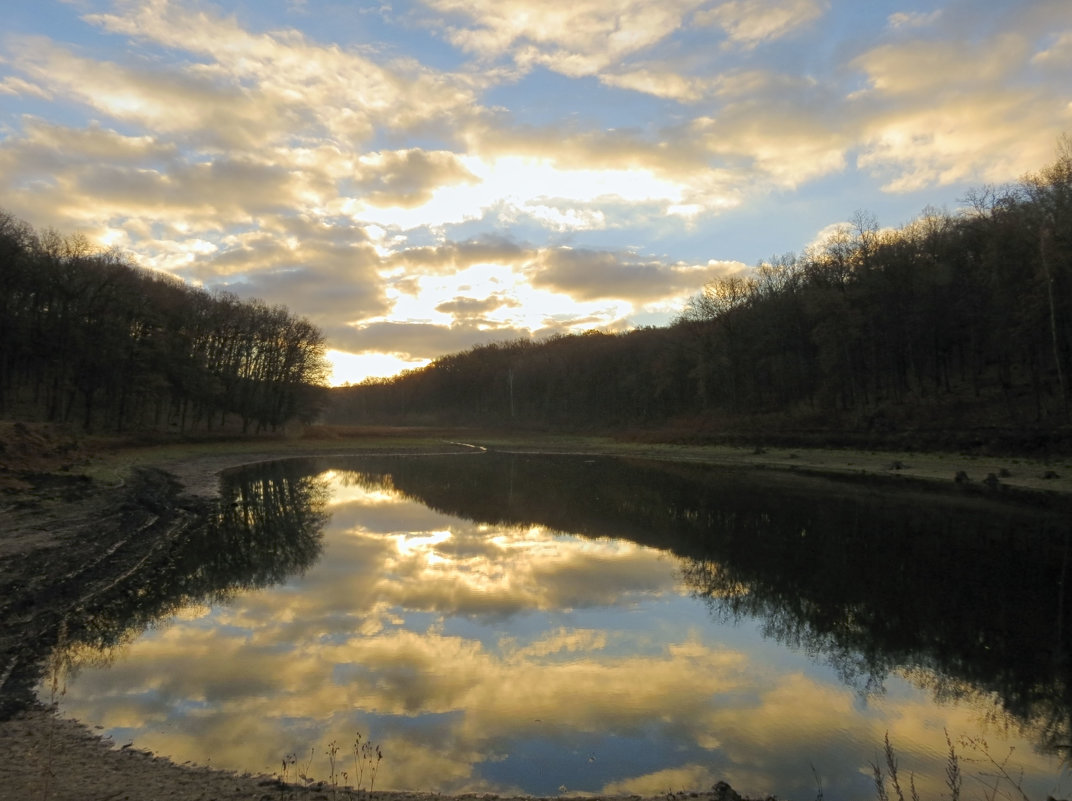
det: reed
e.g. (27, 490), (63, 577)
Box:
(872, 731), (1041, 801)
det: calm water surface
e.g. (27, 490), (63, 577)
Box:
(45, 454), (1072, 799)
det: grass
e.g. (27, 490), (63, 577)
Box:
(872, 731), (1042, 801)
(40, 620), (70, 801)
(275, 732), (383, 801)
(7, 421), (1072, 502)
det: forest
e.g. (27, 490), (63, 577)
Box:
(328, 146), (1072, 449)
(0, 213), (328, 434)
(3, 146), (1070, 446)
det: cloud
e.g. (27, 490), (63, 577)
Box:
(355, 149), (479, 208)
(886, 10), (942, 30)
(851, 23), (1072, 192)
(435, 294), (520, 317)
(422, 0), (704, 76)
(599, 67), (711, 102)
(383, 237), (531, 275)
(687, 97), (849, 188)
(8, 37), (281, 150)
(531, 248), (737, 302)
(0, 75), (53, 100)
(852, 36), (1031, 98)
(6, 118), (176, 166)
(856, 93), (1066, 192)
(328, 320), (534, 360)
(694, 0), (829, 48)
(1034, 31), (1072, 66)
(0, 120), (322, 239)
(349, 141), (722, 233)
(166, 216), (390, 324)
(222, 265), (388, 323)
(0, 0), (843, 276)
(82, 0), (483, 144)
(355, 242), (743, 360)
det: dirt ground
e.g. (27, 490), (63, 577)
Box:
(1, 422), (1070, 801)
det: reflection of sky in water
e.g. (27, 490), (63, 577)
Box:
(50, 470), (1067, 800)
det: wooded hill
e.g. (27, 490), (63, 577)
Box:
(0, 213), (328, 434)
(328, 146), (1072, 451)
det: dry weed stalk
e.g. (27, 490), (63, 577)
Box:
(277, 731), (384, 800)
(872, 730), (1050, 801)
(41, 620), (71, 801)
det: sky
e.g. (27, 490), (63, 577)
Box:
(2, 1), (1071, 385)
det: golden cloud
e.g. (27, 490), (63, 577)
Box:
(424, 0), (704, 74)
(857, 91), (1067, 192)
(1033, 31), (1072, 66)
(853, 36), (1031, 97)
(694, 0), (829, 47)
(599, 68), (711, 102)
(10, 37), (280, 149)
(85, 0), (482, 143)
(354, 150), (480, 209)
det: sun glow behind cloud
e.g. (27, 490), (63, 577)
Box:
(327, 349), (430, 385)
(351, 154), (690, 232)
(385, 261), (632, 327)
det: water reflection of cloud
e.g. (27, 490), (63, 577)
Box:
(328, 495), (449, 534)
(504, 627), (608, 660)
(272, 490), (685, 624)
(52, 472), (1066, 799)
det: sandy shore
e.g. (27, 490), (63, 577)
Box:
(2, 429), (1070, 801)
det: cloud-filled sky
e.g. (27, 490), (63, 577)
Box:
(3, 0), (1071, 384)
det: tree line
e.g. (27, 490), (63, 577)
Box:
(0, 212), (329, 433)
(328, 145), (1072, 441)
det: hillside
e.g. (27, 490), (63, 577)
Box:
(327, 148), (1072, 455)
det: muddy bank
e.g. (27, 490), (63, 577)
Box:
(0, 467), (211, 716)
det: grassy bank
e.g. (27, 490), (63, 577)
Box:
(4, 421), (1071, 503)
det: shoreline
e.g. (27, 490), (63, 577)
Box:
(2, 428), (1070, 801)
(73, 427), (1072, 504)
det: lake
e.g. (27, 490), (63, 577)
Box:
(43, 453), (1072, 799)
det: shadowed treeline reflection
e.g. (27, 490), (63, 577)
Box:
(6, 462), (329, 714)
(85, 462), (330, 650)
(320, 452), (1072, 757)
(208, 460), (331, 592)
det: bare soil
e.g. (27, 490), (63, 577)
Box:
(1, 422), (1069, 801)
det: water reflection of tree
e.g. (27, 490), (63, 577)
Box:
(324, 452), (1072, 759)
(673, 493), (1072, 759)
(79, 460), (331, 652)
(13, 461), (330, 713)
(209, 459), (331, 595)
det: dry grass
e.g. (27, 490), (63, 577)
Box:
(0, 422), (1059, 504)
(872, 732), (1047, 801)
